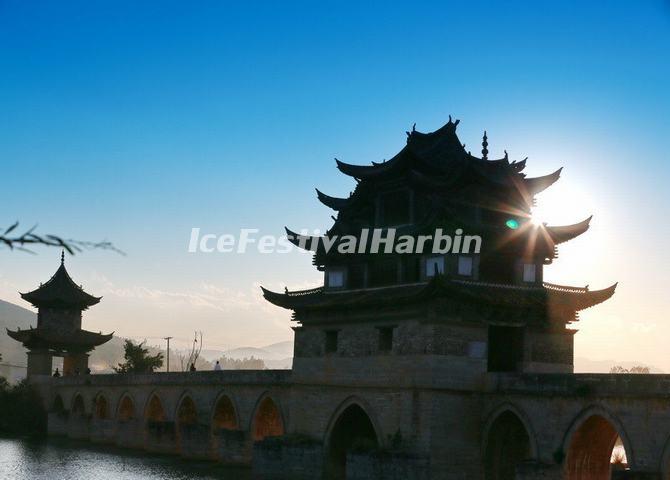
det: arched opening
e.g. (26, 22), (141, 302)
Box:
(145, 394), (166, 423)
(177, 396), (197, 426)
(118, 396), (135, 421)
(52, 395), (65, 413)
(484, 411), (532, 480)
(212, 395), (238, 431)
(325, 404), (379, 479)
(176, 396), (198, 452)
(94, 395), (109, 419)
(252, 397), (284, 441)
(565, 414), (629, 480)
(71, 394), (85, 418)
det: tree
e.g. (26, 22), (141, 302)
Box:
(216, 355), (266, 370)
(179, 331), (203, 371)
(609, 365), (650, 374)
(114, 340), (164, 374)
(1, 221), (122, 255)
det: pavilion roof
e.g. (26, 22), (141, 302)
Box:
(261, 277), (616, 320)
(6, 327), (113, 352)
(332, 117), (559, 198)
(20, 254), (101, 309)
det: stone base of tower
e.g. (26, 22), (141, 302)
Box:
(27, 350), (53, 377)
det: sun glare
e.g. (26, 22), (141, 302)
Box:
(530, 181), (595, 227)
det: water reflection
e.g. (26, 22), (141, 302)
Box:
(0, 437), (252, 480)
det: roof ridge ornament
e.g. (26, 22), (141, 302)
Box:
(61, 249), (65, 265)
(482, 131), (488, 160)
(406, 123), (416, 141)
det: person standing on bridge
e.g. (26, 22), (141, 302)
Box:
(214, 360), (222, 371)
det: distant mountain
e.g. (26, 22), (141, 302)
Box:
(0, 299), (35, 365)
(260, 340), (294, 358)
(197, 340), (294, 369)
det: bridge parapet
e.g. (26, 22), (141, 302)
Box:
(47, 369), (292, 388)
(487, 373), (670, 397)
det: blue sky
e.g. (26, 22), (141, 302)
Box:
(1, 1), (670, 366)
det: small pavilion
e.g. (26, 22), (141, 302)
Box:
(7, 252), (112, 376)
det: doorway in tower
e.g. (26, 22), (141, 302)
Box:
(325, 403), (379, 479)
(484, 410), (532, 480)
(487, 325), (524, 372)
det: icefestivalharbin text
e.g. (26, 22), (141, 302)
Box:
(188, 228), (482, 254)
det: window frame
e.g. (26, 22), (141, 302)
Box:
(522, 263), (536, 283)
(457, 255), (473, 277)
(425, 256), (445, 277)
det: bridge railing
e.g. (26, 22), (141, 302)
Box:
(47, 369), (293, 387)
(486, 372), (670, 397)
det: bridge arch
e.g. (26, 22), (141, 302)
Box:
(71, 392), (86, 417)
(144, 391), (167, 423)
(175, 392), (199, 452)
(324, 396), (381, 480)
(52, 394), (65, 413)
(116, 393), (136, 421)
(93, 392), (109, 419)
(482, 403), (536, 480)
(175, 391), (199, 425)
(562, 405), (634, 480)
(211, 392), (239, 431)
(658, 434), (670, 480)
(250, 393), (285, 441)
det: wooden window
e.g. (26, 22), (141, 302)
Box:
(327, 270), (344, 288)
(523, 264), (536, 283)
(458, 256), (473, 276)
(378, 327), (394, 353)
(348, 264), (366, 289)
(487, 326), (524, 372)
(325, 330), (339, 353)
(426, 256), (445, 277)
(369, 259), (397, 287)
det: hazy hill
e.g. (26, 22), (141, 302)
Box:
(0, 299), (35, 365)
(199, 340), (294, 369)
(0, 298), (294, 373)
(574, 357), (664, 374)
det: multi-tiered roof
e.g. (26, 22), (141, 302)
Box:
(7, 253), (112, 352)
(263, 117), (615, 325)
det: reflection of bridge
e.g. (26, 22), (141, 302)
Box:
(39, 370), (670, 479)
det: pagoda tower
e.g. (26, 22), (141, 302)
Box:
(262, 117), (616, 377)
(7, 252), (113, 377)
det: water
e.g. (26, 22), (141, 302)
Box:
(0, 437), (253, 480)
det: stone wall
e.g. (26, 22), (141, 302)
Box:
(39, 370), (670, 479)
(346, 452), (429, 480)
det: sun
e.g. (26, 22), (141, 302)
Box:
(530, 181), (594, 227)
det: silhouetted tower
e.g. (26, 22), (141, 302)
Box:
(262, 117), (616, 377)
(7, 253), (112, 377)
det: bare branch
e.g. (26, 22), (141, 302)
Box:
(0, 222), (124, 255)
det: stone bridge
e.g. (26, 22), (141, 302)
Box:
(38, 371), (670, 479)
